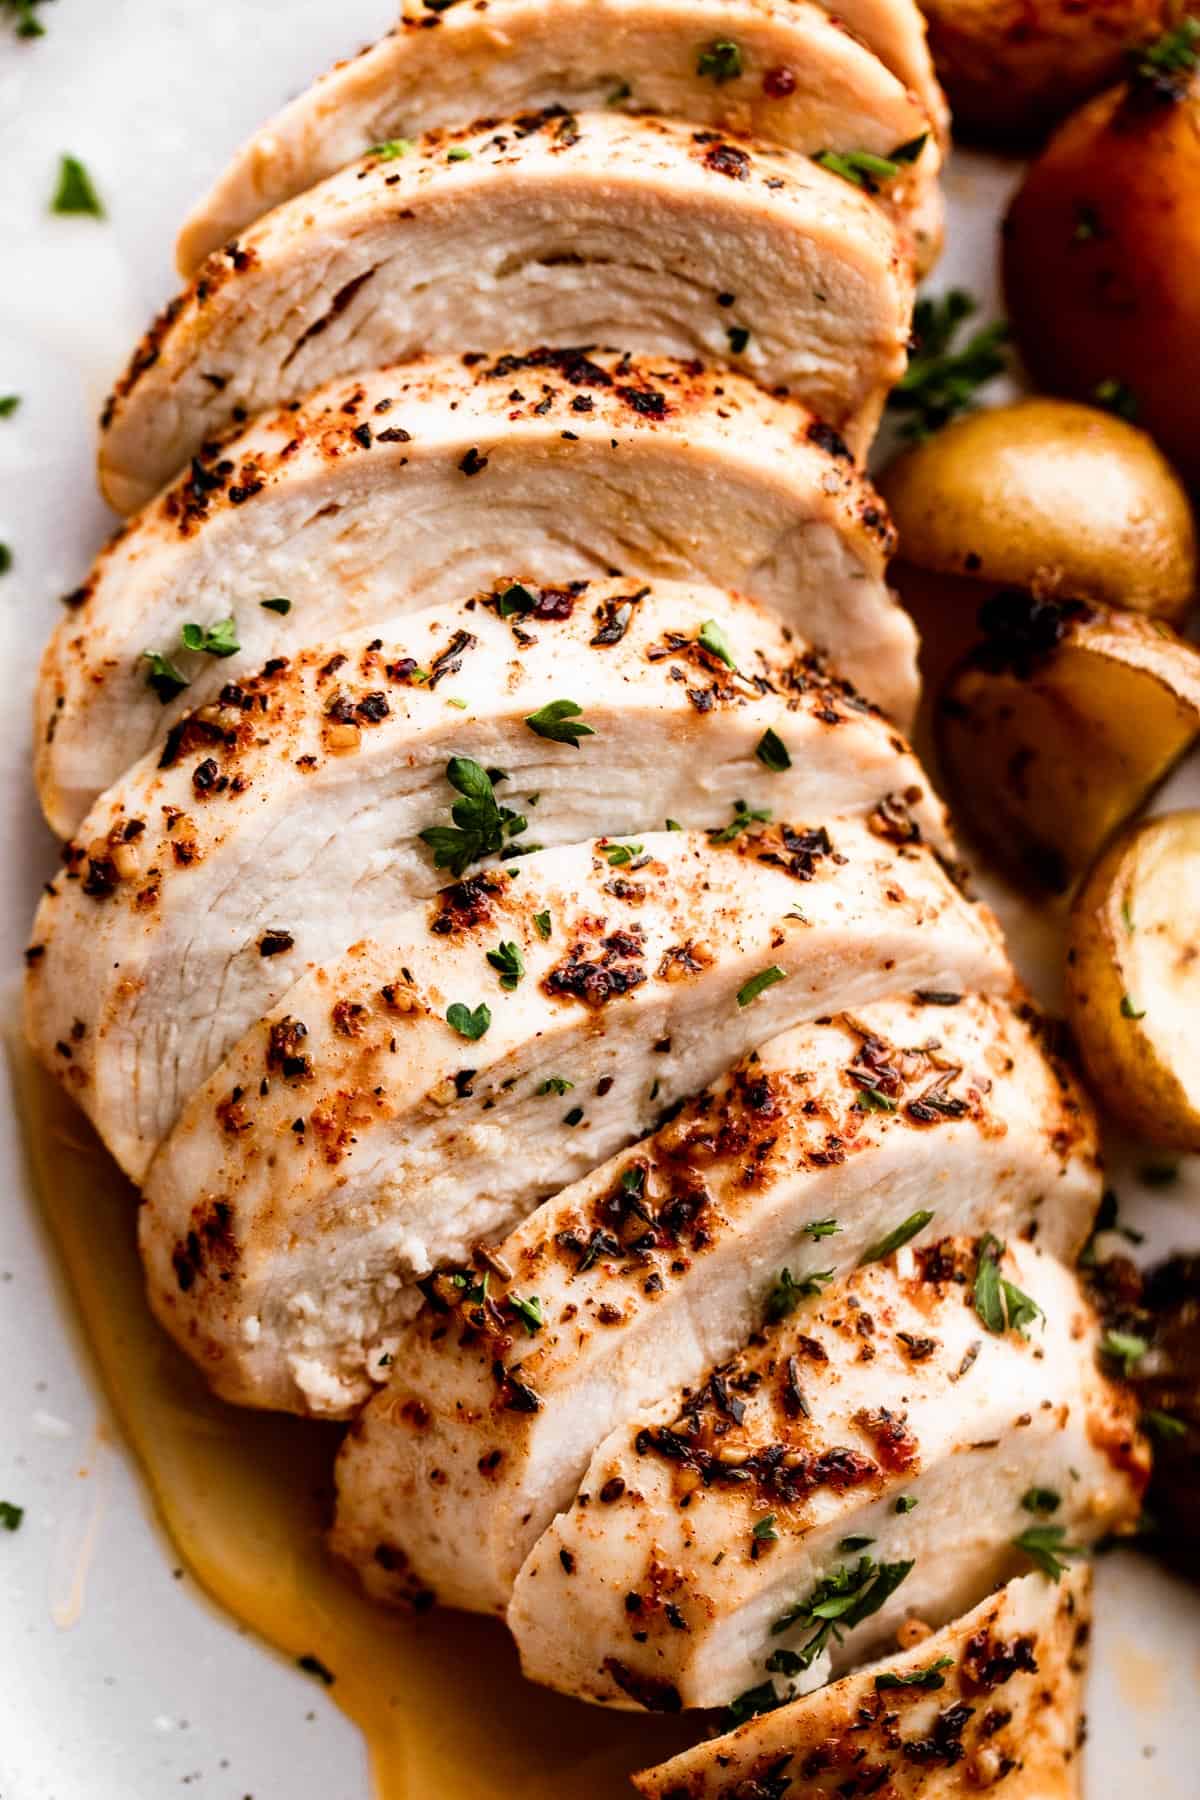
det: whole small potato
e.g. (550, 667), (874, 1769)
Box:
(920, 0), (1176, 137)
(1005, 57), (1200, 486)
(880, 397), (1197, 632)
(1066, 810), (1200, 1150)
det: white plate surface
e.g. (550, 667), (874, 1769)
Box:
(1, 6), (1197, 1795)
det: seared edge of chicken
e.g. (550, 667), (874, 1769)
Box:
(138, 825), (1010, 1416)
(175, 0), (942, 274)
(39, 350), (909, 838)
(108, 107), (914, 510)
(329, 994), (1099, 1616)
(27, 579), (951, 1182)
(508, 1237), (1145, 1711)
(632, 1567), (1092, 1798)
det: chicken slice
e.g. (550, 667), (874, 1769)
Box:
(105, 109), (915, 512)
(39, 351), (909, 838)
(27, 579), (951, 1183)
(138, 824), (1011, 1416)
(507, 1238), (1145, 1711)
(329, 995), (1100, 1615)
(632, 1568), (1091, 1798)
(175, 0), (942, 275)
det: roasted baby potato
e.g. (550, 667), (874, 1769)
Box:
(1005, 29), (1200, 486)
(1066, 810), (1200, 1149)
(937, 595), (1200, 891)
(881, 398), (1197, 626)
(919, 0), (1176, 138)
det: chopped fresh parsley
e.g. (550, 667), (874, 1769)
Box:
(260, 596), (292, 614)
(509, 1293), (544, 1336)
(859, 1209), (933, 1265)
(769, 1555), (914, 1669)
(894, 1495), (918, 1515)
(603, 841), (643, 866)
(727, 325), (751, 354)
(838, 1535), (874, 1552)
(0, 1500), (23, 1531)
(52, 153), (104, 218)
(0, 544), (11, 575)
(876, 1655), (953, 1692)
(765, 1265), (833, 1322)
(181, 616), (240, 658)
(141, 649), (190, 705)
(447, 146), (473, 162)
(1129, 15), (1200, 97)
(813, 135), (927, 193)
(1021, 1486), (1062, 1516)
(1012, 1524), (1081, 1583)
(3, 0), (52, 38)
(856, 1085), (897, 1114)
(1120, 994), (1147, 1020)
(0, 395), (19, 418)
(753, 1514), (780, 1542)
(446, 1001), (491, 1042)
(1093, 377), (1139, 423)
(525, 699), (595, 746)
(486, 940), (525, 991)
(888, 289), (1008, 442)
(973, 1233), (1043, 1337)
(698, 618), (737, 670)
(534, 910), (552, 940)
(723, 1680), (784, 1727)
(755, 727), (791, 772)
(606, 79), (633, 107)
(563, 1105), (584, 1127)
(709, 799), (771, 845)
(1101, 1329), (1149, 1376)
(1079, 1188), (1145, 1266)
(737, 965), (787, 1008)
(538, 1076), (574, 1096)
(697, 38), (743, 83)
(420, 756), (526, 877)
(802, 1218), (840, 1241)
(369, 138), (414, 160)
(497, 582), (536, 617)
(297, 1653), (335, 1685)
(1142, 1409), (1186, 1441)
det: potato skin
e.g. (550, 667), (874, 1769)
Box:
(1065, 811), (1200, 1150)
(921, 0), (1174, 137)
(879, 399), (1197, 623)
(1005, 73), (1200, 487)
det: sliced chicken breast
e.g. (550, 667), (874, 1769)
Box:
(508, 1238), (1145, 1711)
(633, 1568), (1091, 1798)
(175, 0), (942, 276)
(330, 995), (1099, 1616)
(105, 109), (914, 511)
(27, 579), (951, 1183)
(39, 351), (909, 838)
(138, 824), (1011, 1416)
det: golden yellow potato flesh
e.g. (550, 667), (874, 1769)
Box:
(1005, 70), (1200, 489)
(936, 596), (1200, 891)
(880, 399), (1197, 625)
(1066, 810), (1200, 1150)
(919, 0), (1175, 137)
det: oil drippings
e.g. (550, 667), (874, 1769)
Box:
(13, 1049), (693, 1797)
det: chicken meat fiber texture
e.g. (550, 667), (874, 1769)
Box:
(23, 0), (1132, 1766)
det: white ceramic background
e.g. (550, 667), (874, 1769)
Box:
(0, 7), (1196, 1795)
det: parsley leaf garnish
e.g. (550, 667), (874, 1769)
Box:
(486, 941), (525, 991)
(261, 596), (292, 614)
(0, 395), (19, 418)
(723, 1680), (784, 1727)
(875, 1655), (954, 1692)
(446, 1001), (490, 1041)
(1021, 1486), (1062, 1516)
(708, 799), (771, 844)
(802, 1218), (840, 1241)
(525, 699), (595, 746)
(753, 1514), (779, 1542)
(603, 841), (643, 866)
(1120, 994), (1147, 1019)
(755, 727), (791, 772)
(369, 138), (414, 160)
(737, 965), (787, 1008)
(1101, 1329), (1149, 1376)
(181, 616), (240, 658)
(1142, 1409), (1186, 1440)
(52, 154), (105, 218)
(533, 910), (552, 939)
(973, 1233), (1043, 1337)
(509, 1293), (544, 1336)
(697, 38), (742, 83)
(812, 136), (926, 193)
(420, 756), (525, 877)
(3, 0), (52, 39)
(538, 1076), (574, 1096)
(141, 649), (190, 705)
(1012, 1524), (1082, 1583)
(859, 1209), (934, 1264)
(0, 1500), (23, 1530)
(888, 289), (1008, 442)
(769, 1555), (914, 1669)
(765, 1265), (833, 1322)
(727, 325), (751, 354)
(698, 619), (737, 669)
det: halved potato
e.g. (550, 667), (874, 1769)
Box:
(881, 398), (1198, 632)
(1066, 810), (1200, 1150)
(937, 596), (1200, 891)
